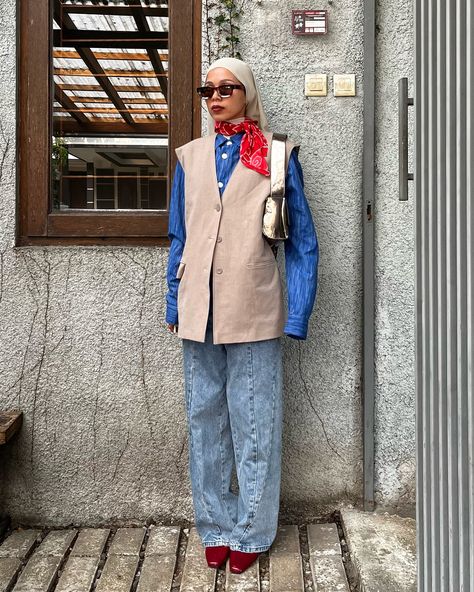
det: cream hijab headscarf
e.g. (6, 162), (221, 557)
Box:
(204, 58), (269, 135)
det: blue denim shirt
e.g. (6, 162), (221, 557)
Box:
(166, 132), (319, 339)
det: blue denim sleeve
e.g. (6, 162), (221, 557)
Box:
(283, 149), (319, 340)
(165, 161), (186, 325)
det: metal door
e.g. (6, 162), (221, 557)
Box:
(408, 0), (474, 589)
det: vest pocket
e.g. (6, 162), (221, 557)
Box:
(246, 257), (276, 269)
(176, 261), (186, 279)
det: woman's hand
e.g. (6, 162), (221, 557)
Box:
(167, 323), (178, 334)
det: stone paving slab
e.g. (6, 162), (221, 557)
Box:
(109, 527), (146, 556)
(307, 523), (342, 557)
(225, 558), (260, 592)
(137, 554), (177, 592)
(35, 530), (77, 557)
(0, 530), (40, 559)
(70, 528), (110, 558)
(269, 527), (304, 591)
(0, 557), (21, 592)
(55, 556), (100, 592)
(146, 526), (180, 556)
(13, 554), (63, 592)
(180, 528), (216, 592)
(340, 508), (416, 592)
(271, 525), (301, 556)
(95, 554), (139, 592)
(309, 555), (350, 592)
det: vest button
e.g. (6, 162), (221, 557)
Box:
(216, 268), (223, 274)
(215, 204), (221, 212)
(217, 236), (222, 243)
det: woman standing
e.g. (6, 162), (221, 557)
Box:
(165, 58), (319, 574)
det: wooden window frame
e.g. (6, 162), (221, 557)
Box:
(17, 0), (202, 247)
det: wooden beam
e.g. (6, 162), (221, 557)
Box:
(58, 83), (165, 93)
(55, 67), (167, 78)
(57, 107), (168, 114)
(58, 4), (168, 17)
(69, 96), (167, 104)
(53, 29), (168, 49)
(0, 412), (23, 445)
(53, 120), (168, 135)
(54, 49), (168, 61)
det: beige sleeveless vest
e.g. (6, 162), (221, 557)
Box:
(175, 131), (297, 344)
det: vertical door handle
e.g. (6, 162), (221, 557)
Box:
(399, 77), (414, 201)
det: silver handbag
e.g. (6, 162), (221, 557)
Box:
(262, 132), (289, 244)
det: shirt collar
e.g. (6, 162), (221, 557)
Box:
(216, 130), (244, 148)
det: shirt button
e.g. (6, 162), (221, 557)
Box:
(215, 204), (221, 211)
(226, 141), (232, 146)
(217, 236), (222, 243)
(221, 153), (228, 159)
(218, 181), (224, 188)
(216, 268), (223, 274)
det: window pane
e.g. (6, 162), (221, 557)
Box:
(51, 1), (169, 211)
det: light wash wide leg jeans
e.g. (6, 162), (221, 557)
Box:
(182, 309), (283, 553)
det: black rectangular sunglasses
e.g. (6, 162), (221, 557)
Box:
(196, 84), (245, 99)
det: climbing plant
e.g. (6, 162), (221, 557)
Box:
(204, 0), (262, 63)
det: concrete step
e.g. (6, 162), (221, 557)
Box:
(340, 508), (417, 592)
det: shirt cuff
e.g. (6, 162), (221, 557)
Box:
(284, 315), (308, 340)
(165, 304), (178, 325)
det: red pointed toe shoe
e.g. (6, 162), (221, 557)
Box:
(229, 550), (261, 574)
(205, 545), (230, 569)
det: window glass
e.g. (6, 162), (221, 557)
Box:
(52, 1), (169, 211)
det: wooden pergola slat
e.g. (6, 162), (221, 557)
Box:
(57, 83), (165, 93)
(69, 96), (167, 104)
(57, 107), (168, 114)
(55, 68), (167, 78)
(54, 50), (168, 62)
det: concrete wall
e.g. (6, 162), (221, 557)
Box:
(374, 0), (416, 513)
(0, 0), (414, 526)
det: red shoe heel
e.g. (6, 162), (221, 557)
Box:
(229, 550), (261, 574)
(205, 545), (230, 569)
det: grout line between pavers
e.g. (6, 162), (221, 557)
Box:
(298, 524), (315, 592)
(170, 527), (188, 592)
(130, 526), (150, 592)
(90, 527), (117, 591)
(333, 510), (361, 592)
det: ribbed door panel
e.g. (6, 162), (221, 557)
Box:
(415, 0), (473, 590)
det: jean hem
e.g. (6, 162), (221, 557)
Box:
(229, 543), (271, 552)
(202, 540), (231, 547)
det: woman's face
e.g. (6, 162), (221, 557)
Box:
(204, 67), (247, 122)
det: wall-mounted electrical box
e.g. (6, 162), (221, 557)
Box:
(292, 10), (328, 35)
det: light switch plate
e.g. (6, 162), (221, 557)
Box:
(305, 73), (327, 97)
(333, 74), (356, 96)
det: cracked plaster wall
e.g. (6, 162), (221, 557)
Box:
(0, 0), (414, 526)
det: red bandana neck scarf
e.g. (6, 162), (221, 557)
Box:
(214, 117), (270, 176)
